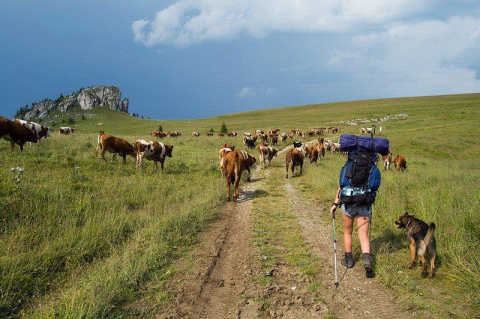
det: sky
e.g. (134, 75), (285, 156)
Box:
(1, 1), (479, 120)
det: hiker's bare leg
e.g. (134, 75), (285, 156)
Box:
(356, 215), (371, 254)
(342, 213), (354, 252)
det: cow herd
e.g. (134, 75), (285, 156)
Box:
(1, 118), (408, 202)
(219, 129), (408, 201)
(0, 117), (175, 173)
(94, 133), (174, 172)
(0, 116), (80, 152)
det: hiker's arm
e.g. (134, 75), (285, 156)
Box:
(330, 187), (341, 214)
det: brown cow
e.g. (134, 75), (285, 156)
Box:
(270, 134), (279, 146)
(167, 131), (181, 137)
(309, 142), (325, 164)
(286, 147), (304, 178)
(135, 139), (174, 172)
(95, 133), (136, 163)
(394, 154), (407, 172)
(258, 144), (278, 168)
(222, 150), (256, 201)
(382, 152), (393, 170)
(151, 130), (167, 138)
(0, 116), (38, 151)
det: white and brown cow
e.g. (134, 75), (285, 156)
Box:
(394, 154), (407, 172)
(0, 116), (38, 151)
(219, 143), (235, 168)
(95, 133), (136, 163)
(382, 152), (393, 170)
(58, 127), (75, 134)
(285, 147), (304, 178)
(135, 139), (173, 173)
(258, 144), (278, 168)
(222, 150), (256, 201)
(14, 119), (50, 142)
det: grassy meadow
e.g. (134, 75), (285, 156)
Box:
(1, 93), (479, 318)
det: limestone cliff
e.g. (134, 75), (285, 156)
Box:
(17, 86), (129, 120)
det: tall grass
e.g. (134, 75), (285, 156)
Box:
(0, 133), (224, 318)
(1, 93), (479, 318)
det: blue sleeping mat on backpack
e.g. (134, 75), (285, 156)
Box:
(339, 134), (390, 156)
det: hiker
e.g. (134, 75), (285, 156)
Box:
(329, 134), (389, 279)
(331, 188), (374, 278)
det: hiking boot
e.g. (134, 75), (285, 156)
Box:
(364, 253), (375, 278)
(341, 253), (355, 268)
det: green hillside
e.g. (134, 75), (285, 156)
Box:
(1, 93), (479, 318)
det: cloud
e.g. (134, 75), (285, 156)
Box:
(235, 87), (278, 98)
(132, 1), (480, 102)
(326, 16), (480, 96)
(263, 88), (277, 96)
(235, 87), (256, 98)
(132, 0), (423, 47)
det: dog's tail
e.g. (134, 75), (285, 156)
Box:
(425, 222), (436, 246)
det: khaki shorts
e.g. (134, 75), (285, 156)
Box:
(341, 204), (372, 217)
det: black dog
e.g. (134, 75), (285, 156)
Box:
(395, 212), (436, 278)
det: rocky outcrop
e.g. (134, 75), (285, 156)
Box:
(18, 86), (129, 120)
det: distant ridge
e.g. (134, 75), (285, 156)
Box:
(15, 85), (129, 120)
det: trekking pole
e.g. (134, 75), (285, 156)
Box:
(332, 211), (339, 287)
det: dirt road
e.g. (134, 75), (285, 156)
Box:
(158, 147), (411, 318)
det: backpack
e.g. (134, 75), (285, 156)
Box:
(340, 134), (390, 156)
(339, 150), (381, 208)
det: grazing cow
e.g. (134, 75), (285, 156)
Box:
(258, 144), (278, 168)
(192, 131), (200, 137)
(219, 144), (235, 168)
(0, 116), (38, 151)
(268, 128), (280, 135)
(226, 131), (238, 137)
(95, 133), (136, 163)
(205, 132), (214, 136)
(222, 150), (256, 201)
(151, 131), (167, 138)
(167, 131), (181, 137)
(324, 139), (332, 151)
(308, 145), (318, 163)
(285, 147), (304, 178)
(14, 119), (50, 142)
(382, 152), (393, 170)
(332, 142), (341, 154)
(394, 155), (407, 172)
(270, 134), (279, 146)
(135, 139), (174, 173)
(331, 127), (341, 133)
(309, 142), (325, 163)
(245, 138), (256, 149)
(59, 127), (75, 134)
(307, 130), (316, 137)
